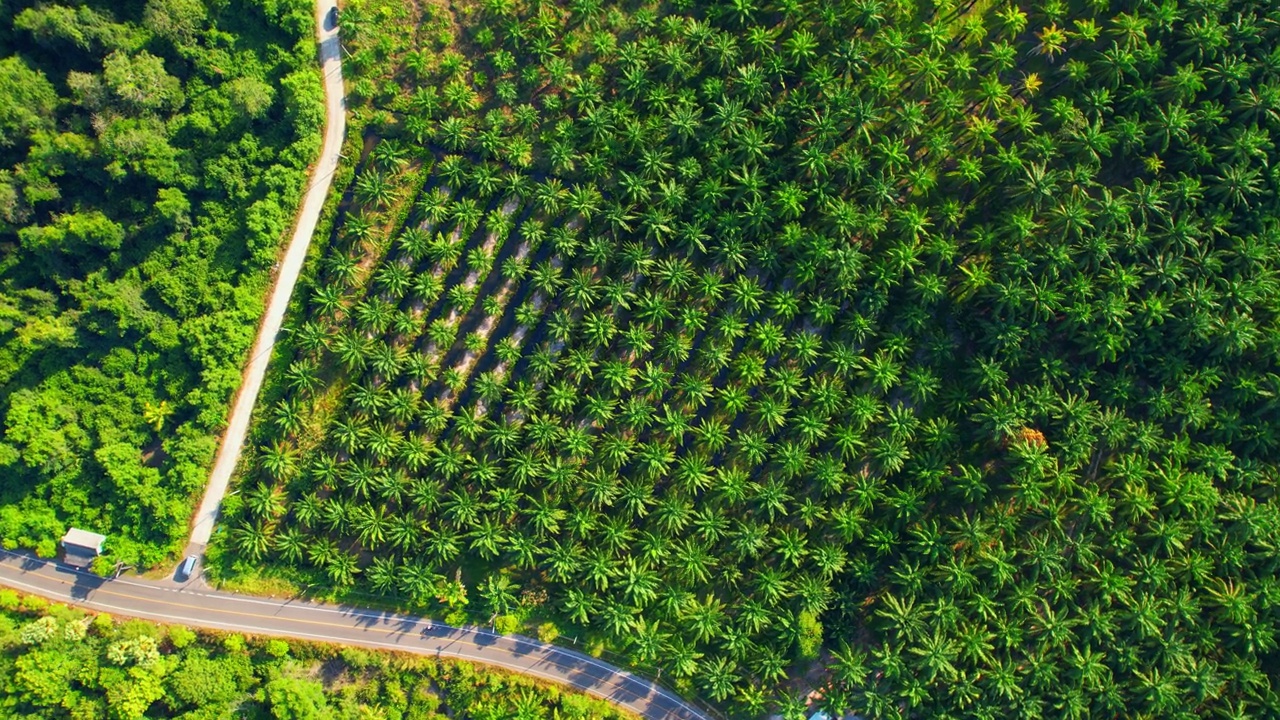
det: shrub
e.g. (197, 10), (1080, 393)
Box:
(168, 625), (197, 649)
(535, 622), (559, 644)
(91, 614), (115, 636)
(492, 614), (519, 635)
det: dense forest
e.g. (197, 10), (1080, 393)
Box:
(0, 590), (630, 719)
(217, 0), (1280, 717)
(0, 0), (323, 566)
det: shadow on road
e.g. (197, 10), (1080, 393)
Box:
(562, 662), (611, 692)
(338, 604), (425, 640)
(389, 615), (419, 636)
(318, 34), (340, 64)
(69, 572), (105, 601)
(49, 563), (107, 601)
(345, 606), (392, 630)
(563, 659), (667, 708)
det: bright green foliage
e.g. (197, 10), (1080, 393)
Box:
(0, 600), (634, 718)
(265, 676), (331, 719)
(0, 57), (57, 146)
(0, 0), (322, 566)
(236, 0), (1280, 717)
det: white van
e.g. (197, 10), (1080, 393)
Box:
(180, 555), (198, 580)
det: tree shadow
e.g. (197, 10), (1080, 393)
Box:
(337, 604), (424, 639)
(68, 571), (106, 602)
(318, 33), (341, 65)
(18, 554), (45, 573)
(508, 635), (537, 656)
(43, 559), (109, 602)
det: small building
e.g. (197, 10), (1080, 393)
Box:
(61, 528), (106, 567)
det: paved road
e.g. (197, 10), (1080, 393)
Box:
(190, 0), (347, 548)
(0, 551), (711, 720)
(167, 5), (711, 719)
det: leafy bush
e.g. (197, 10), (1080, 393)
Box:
(0, 596), (635, 718)
(0, 0), (323, 567)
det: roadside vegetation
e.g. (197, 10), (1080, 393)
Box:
(224, 0), (1280, 717)
(0, 590), (631, 719)
(0, 0), (323, 566)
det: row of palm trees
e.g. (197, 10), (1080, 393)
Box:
(226, 0), (1280, 717)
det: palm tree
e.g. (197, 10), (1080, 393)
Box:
(369, 343), (403, 378)
(273, 528), (306, 564)
(232, 522), (272, 562)
(354, 504), (391, 548)
(629, 616), (668, 665)
(375, 262), (412, 299)
(397, 561), (443, 603)
(386, 513), (422, 553)
(330, 417), (364, 455)
(664, 637), (703, 679)
(245, 481), (286, 518)
(354, 298), (396, 335)
(367, 556), (399, 594)
(333, 330), (369, 372)
(355, 170), (398, 209)
(340, 459), (377, 499)
(326, 551), (361, 586)
(286, 353), (325, 395)
(479, 574), (519, 616)
(291, 492), (323, 528)
(371, 138), (409, 172)
(467, 514), (506, 559)
(259, 443), (297, 482)
(424, 527), (462, 565)
(700, 657), (741, 702)
(416, 189), (453, 227)
(311, 284), (345, 318)
(291, 320), (331, 354)
(273, 398), (305, 435)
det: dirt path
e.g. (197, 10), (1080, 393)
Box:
(187, 0), (346, 551)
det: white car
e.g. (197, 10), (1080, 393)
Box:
(179, 555), (198, 580)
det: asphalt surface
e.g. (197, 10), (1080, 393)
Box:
(190, 0), (347, 548)
(0, 551), (711, 720)
(165, 4), (712, 719)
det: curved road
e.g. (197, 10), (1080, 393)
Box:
(190, 0), (347, 549)
(102, 3), (712, 719)
(166, 3), (710, 719)
(0, 551), (710, 720)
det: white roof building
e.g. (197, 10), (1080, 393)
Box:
(61, 528), (106, 566)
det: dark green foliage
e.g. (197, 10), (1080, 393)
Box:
(0, 0), (323, 566)
(234, 0), (1280, 717)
